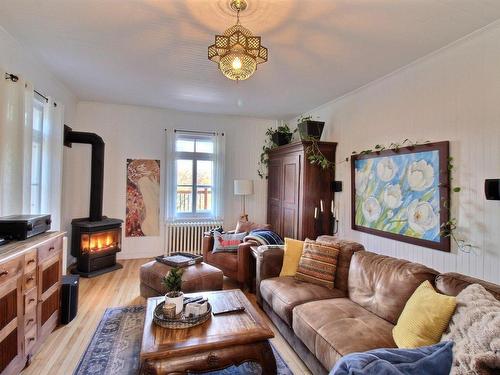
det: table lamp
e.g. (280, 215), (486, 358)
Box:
(234, 179), (254, 221)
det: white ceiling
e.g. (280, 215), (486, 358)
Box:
(1, 0), (500, 119)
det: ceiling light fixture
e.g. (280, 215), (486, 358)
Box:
(208, 0), (268, 81)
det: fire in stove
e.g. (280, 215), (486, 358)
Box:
(81, 229), (120, 254)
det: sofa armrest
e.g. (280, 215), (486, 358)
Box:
(202, 234), (214, 260)
(255, 245), (284, 304)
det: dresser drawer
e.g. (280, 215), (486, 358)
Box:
(24, 326), (37, 354)
(24, 287), (38, 313)
(38, 237), (63, 262)
(24, 308), (37, 332)
(0, 256), (23, 286)
(25, 250), (37, 273)
(24, 270), (37, 291)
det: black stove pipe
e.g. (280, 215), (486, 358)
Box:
(64, 125), (104, 222)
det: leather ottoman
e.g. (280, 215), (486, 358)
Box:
(140, 260), (224, 298)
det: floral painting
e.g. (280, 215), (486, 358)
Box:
(351, 142), (450, 251)
(126, 159), (160, 237)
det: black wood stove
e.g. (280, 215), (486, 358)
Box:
(64, 125), (123, 277)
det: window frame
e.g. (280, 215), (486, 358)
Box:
(174, 133), (216, 219)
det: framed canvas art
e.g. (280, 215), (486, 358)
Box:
(351, 141), (450, 252)
(126, 159), (160, 237)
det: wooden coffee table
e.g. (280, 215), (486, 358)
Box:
(140, 289), (276, 374)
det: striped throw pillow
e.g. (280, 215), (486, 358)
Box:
(295, 240), (340, 289)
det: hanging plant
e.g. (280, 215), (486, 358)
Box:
(257, 123), (295, 179)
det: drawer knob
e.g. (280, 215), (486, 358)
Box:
(0, 270), (8, 277)
(28, 337), (35, 342)
(27, 318), (34, 324)
(28, 276), (35, 281)
(48, 247), (55, 251)
(29, 298), (35, 303)
(27, 259), (35, 265)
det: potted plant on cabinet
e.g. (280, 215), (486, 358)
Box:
(258, 123), (296, 178)
(297, 115), (325, 141)
(162, 267), (184, 315)
(267, 123), (294, 146)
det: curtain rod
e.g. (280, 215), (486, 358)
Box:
(170, 129), (224, 136)
(5, 72), (57, 107)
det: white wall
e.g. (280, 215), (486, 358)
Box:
(294, 22), (500, 284)
(0, 26), (77, 126)
(64, 101), (272, 260)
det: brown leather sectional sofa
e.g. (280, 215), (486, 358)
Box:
(256, 235), (500, 374)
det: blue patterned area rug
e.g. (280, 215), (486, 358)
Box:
(73, 305), (293, 375)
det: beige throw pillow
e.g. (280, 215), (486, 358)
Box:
(441, 283), (500, 375)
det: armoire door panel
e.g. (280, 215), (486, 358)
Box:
(282, 207), (297, 239)
(283, 160), (298, 204)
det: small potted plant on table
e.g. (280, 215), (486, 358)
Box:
(162, 267), (184, 315)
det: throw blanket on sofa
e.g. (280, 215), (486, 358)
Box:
(330, 341), (453, 375)
(244, 230), (283, 246)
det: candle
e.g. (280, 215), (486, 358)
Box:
(320, 200), (324, 212)
(331, 200), (334, 214)
(314, 207), (318, 219)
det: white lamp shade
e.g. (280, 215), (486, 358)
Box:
(234, 179), (254, 195)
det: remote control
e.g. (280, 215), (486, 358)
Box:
(212, 306), (245, 315)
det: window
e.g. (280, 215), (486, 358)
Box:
(30, 95), (45, 213)
(174, 132), (216, 218)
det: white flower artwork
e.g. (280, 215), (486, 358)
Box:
(407, 200), (438, 234)
(362, 197), (382, 223)
(377, 157), (398, 182)
(407, 160), (435, 191)
(352, 142), (450, 252)
(383, 184), (403, 209)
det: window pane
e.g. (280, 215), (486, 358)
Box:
(176, 186), (192, 213)
(196, 187), (212, 212)
(197, 160), (213, 185)
(176, 139), (194, 152)
(196, 139), (214, 153)
(176, 159), (192, 185)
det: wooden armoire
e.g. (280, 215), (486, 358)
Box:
(267, 141), (337, 240)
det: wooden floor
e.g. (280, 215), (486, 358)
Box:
(21, 258), (312, 375)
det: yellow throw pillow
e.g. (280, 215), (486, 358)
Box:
(393, 280), (456, 348)
(279, 238), (304, 277)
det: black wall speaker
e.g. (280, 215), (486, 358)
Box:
(331, 181), (343, 192)
(485, 179), (500, 200)
(61, 275), (79, 324)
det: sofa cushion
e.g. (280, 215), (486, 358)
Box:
(280, 238), (304, 277)
(212, 231), (247, 253)
(293, 298), (396, 371)
(348, 251), (438, 324)
(435, 272), (500, 301)
(315, 236), (365, 295)
(260, 276), (344, 326)
(295, 240), (340, 289)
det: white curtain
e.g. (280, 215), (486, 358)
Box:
(0, 71), (33, 216)
(165, 128), (177, 222)
(41, 98), (64, 229)
(212, 132), (225, 221)
(0, 70), (64, 229)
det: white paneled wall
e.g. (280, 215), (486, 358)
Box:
(293, 22), (500, 284)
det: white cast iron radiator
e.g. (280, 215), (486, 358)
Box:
(165, 220), (223, 255)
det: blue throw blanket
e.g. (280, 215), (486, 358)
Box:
(243, 230), (284, 246)
(330, 341), (453, 375)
